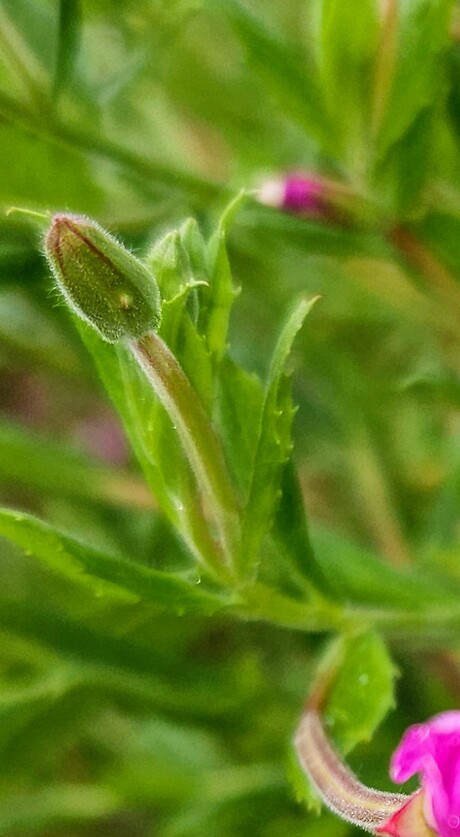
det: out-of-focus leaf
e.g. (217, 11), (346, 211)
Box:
(0, 609), (255, 717)
(0, 784), (121, 835)
(318, 0), (379, 158)
(224, 0), (329, 145)
(0, 508), (233, 613)
(0, 289), (81, 374)
(0, 666), (79, 753)
(0, 122), (104, 212)
(377, 0), (453, 152)
(311, 527), (460, 610)
(0, 419), (151, 508)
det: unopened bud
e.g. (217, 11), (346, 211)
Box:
(259, 174), (326, 215)
(44, 214), (161, 342)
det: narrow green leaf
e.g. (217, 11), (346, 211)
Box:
(241, 297), (318, 573)
(202, 193), (245, 359)
(273, 461), (336, 598)
(0, 508), (233, 614)
(0, 609), (252, 718)
(0, 666), (78, 752)
(216, 356), (264, 496)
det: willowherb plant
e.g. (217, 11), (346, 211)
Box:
(2, 0), (460, 835)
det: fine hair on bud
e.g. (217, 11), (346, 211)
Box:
(44, 213), (161, 342)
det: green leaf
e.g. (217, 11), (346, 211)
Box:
(147, 229), (196, 302)
(201, 193), (244, 360)
(0, 508), (233, 614)
(0, 666), (79, 753)
(77, 324), (222, 571)
(323, 632), (398, 754)
(240, 297), (318, 574)
(216, 356), (264, 496)
(272, 461), (335, 598)
(373, 108), (436, 216)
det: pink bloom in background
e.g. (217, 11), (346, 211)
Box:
(259, 173), (325, 215)
(386, 712), (460, 837)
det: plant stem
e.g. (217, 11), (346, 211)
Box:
(371, 0), (398, 139)
(129, 331), (241, 581)
(295, 710), (409, 830)
(388, 224), (460, 320)
(346, 432), (412, 567)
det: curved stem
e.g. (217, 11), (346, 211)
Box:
(295, 710), (409, 831)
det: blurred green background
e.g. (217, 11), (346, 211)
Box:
(1, 0), (460, 834)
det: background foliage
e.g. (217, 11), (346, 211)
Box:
(1, 0), (460, 834)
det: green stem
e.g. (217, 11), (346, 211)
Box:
(345, 431), (412, 567)
(371, 0), (398, 140)
(130, 332), (241, 580)
(233, 583), (460, 644)
(388, 224), (460, 321)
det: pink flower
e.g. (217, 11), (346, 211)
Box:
(384, 712), (460, 837)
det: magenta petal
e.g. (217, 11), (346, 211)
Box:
(391, 713), (460, 837)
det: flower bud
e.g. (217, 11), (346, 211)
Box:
(259, 174), (326, 215)
(44, 214), (161, 342)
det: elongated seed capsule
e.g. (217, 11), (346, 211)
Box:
(44, 213), (161, 342)
(295, 710), (410, 832)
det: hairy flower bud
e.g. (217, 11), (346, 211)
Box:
(44, 214), (161, 342)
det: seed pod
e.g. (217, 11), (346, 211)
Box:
(44, 213), (161, 342)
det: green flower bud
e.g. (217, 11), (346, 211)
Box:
(44, 214), (161, 342)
